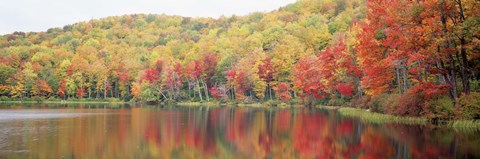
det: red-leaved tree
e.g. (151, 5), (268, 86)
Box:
(293, 56), (326, 102)
(336, 83), (354, 97)
(258, 57), (276, 99)
(276, 82), (292, 102)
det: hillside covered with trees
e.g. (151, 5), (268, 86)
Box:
(0, 0), (479, 119)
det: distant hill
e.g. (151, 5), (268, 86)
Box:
(1, 0), (478, 121)
(0, 0), (365, 101)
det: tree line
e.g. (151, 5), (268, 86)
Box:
(0, 0), (479, 118)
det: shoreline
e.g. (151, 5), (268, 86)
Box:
(0, 100), (126, 104)
(1, 100), (479, 129)
(329, 107), (480, 130)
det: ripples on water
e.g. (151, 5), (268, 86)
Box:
(0, 108), (111, 155)
(0, 105), (478, 159)
(0, 109), (95, 121)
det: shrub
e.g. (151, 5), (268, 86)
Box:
(278, 102), (289, 107)
(163, 99), (176, 105)
(380, 94), (400, 114)
(287, 98), (302, 106)
(303, 99), (325, 106)
(426, 95), (455, 119)
(33, 96), (44, 103)
(265, 100), (281, 107)
(128, 99), (138, 103)
(396, 92), (425, 116)
(122, 95), (133, 102)
(0, 96), (10, 101)
(457, 93), (480, 120)
(375, 93), (425, 117)
(107, 98), (120, 102)
(48, 97), (60, 101)
(217, 98), (227, 104)
(351, 95), (370, 108)
(19, 98), (29, 101)
(368, 94), (391, 113)
(327, 97), (346, 106)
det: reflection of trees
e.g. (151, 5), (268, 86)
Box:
(8, 107), (479, 158)
(275, 110), (291, 133)
(358, 127), (395, 158)
(378, 124), (480, 158)
(293, 110), (334, 158)
(226, 109), (271, 158)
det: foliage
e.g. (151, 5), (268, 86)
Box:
(457, 93), (480, 120)
(0, 0), (478, 120)
(0, 0), (369, 103)
(32, 79), (53, 97)
(138, 82), (158, 102)
(257, 57), (276, 100)
(367, 94), (393, 113)
(143, 68), (160, 83)
(292, 56), (325, 102)
(426, 95), (455, 119)
(351, 96), (370, 109)
(0, 64), (15, 84)
(209, 86), (225, 100)
(275, 82), (291, 102)
(75, 87), (86, 98)
(368, 93), (424, 117)
(336, 83), (353, 97)
(327, 97), (346, 106)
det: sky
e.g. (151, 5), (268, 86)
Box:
(0, 0), (296, 35)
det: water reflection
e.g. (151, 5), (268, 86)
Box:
(0, 106), (479, 158)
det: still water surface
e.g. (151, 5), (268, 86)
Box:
(0, 104), (479, 159)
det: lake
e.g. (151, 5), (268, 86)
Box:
(0, 104), (478, 159)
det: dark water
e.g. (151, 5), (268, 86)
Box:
(0, 104), (478, 159)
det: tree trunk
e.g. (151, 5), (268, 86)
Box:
(401, 61), (409, 92)
(355, 76), (363, 98)
(188, 81), (192, 99)
(440, 0), (458, 100)
(448, 57), (458, 100)
(268, 84), (272, 100)
(103, 80), (107, 99)
(114, 81), (118, 98)
(88, 87), (91, 98)
(203, 81), (209, 101)
(460, 37), (470, 94)
(197, 80), (203, 101)
(395, 63), (402, 93)
(159, 91), (168, 100)
(436, 57), (447, 85)
(110, 83), (114, 98)
(231, 85), (235, 100)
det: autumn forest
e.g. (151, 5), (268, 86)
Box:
(0, 0), (479, 119)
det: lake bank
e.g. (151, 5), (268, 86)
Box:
(333, 107), (429, 125)
(1, 99), (479, 129)
(329, 106), (480, 130)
